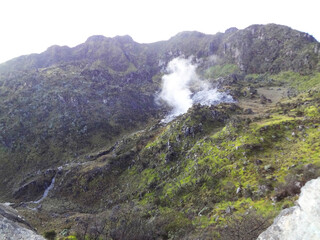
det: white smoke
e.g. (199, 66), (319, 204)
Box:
(158, 57), (196, 118)
(158, 57), (234, 123)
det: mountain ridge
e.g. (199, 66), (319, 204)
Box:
(1, 23), (319, 74)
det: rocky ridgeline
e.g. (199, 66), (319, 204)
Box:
(0, 203), (44, 240)
(258, 177), (320, 240)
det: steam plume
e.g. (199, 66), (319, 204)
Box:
(158, 57), (233, 123)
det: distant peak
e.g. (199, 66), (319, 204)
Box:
(113, 35), (134, 43)
(85, 35), (135, 44)
(172, 31), (206, 39)
(225, 27), (238, 34)
(85, 35), (108, 43)
(46, 45), (70, 51)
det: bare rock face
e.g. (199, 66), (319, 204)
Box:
(0, 203), (45, 240)
(258, 177), (320, 240)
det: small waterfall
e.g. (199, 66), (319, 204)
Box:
(33, 176), (56, 204)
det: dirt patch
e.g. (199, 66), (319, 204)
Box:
(257, 87), (288, 103)
(238, 87), (288, 117)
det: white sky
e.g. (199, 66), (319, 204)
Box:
(0, 0), (319, 64)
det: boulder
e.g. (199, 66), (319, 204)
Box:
(0, 203), (45, 240)
(244, 108), (254, 114)
(258, 177), (320, 240)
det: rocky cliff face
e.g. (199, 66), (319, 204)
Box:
(220, 24), (319, 73)
(258, 177), (320, 240)
(0, 204), (44, 240)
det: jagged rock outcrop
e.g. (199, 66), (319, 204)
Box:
(0, 203), (45, 240)
(221, 24), (320, 74)
(258, 177), (320, 240)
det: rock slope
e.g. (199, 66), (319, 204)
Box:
(0, 204), (44, 240)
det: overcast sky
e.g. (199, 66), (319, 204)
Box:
(0, 0), (319, 64)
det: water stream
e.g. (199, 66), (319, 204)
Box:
(32, 176), (56, 204)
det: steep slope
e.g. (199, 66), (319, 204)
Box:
(0, 36), (161, 199)
(0, 23), (320, 239)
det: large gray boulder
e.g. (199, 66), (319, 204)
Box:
(0, 203), (45, 240)
(258, 177), (320, 240)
